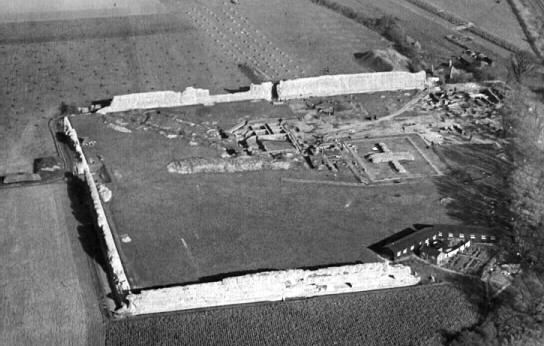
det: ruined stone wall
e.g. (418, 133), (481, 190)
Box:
(63, 117), (131, 294)
(98, 82), (273, 114)
(276, 71), (427, 100)
(167, 156), (298, 175)
(122, 262), (420, 316)
(97, 72), (428, 114)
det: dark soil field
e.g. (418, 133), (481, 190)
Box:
(71, 99), (456, 288)
(106, 283), (481, 345)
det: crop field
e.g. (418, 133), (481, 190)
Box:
(106, 283), (480, 345)
(423, 0), (530, 51)
(225, 0), (390, 76)
(71, 98), (456, 288)
(162, 0), (392, 79)
(0, 183), (104, 345)
(0, 0), (167, 23)
(331, 0), (517, 63)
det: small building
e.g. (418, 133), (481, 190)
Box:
(420, 239), (472, 265)
(369, 224), (496, 261)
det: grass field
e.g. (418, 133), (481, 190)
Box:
(0, 183), (104, 345)
(71, 103), (455, 288)
(106, 283), (480, 345)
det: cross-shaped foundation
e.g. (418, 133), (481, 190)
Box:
(366, 142), (415, 174)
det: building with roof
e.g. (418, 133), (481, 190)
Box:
(369, 224), (496, 261)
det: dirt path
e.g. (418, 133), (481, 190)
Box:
(0, 184), (104, 345)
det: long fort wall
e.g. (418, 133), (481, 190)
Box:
(63, 117), (131, 295)
(276, 71), (427, 100)
(97, 71), (427, 114)
(98, 82), (274, 114)
(123, 262), (420, 316)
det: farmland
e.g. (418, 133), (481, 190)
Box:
(217, 0), (390, 76)
(0, 183), (104, 345)
(106, 283), (481, 345)
(318, 0), (520, 71)
(423, 0), (529, 50)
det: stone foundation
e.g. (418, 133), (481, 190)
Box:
(167, 156), (298, 175)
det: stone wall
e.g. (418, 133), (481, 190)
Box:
(97, 72), (428, 114)
(98, 82), (274, 114)
(276, 71), (427, 100)
(122, 262), (420, 316)
(167, 156), (298, 175)
(63, 117), (131, 295)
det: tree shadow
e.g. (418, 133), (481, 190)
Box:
(430, 143), (516, 344)
(66, 173), (107, 273)
(433, 144), (514, 243)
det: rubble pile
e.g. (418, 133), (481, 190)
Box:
(481, 257), (523, 296)
(97, 183), (112, 203)
(417, 83), (505, 140)
(102, 109), (218, 140)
